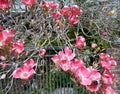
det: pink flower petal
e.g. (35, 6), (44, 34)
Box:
(22, 0), (36, 6)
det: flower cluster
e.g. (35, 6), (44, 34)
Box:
(0, 0), (117, 94)
(0, 0), (11, 10)
(41, 1), (59, 11)
(41, 1), (82, 24)
(0, 25), (24, 70)
(52, 37), (117, 94)
(12, 59), (36, 80)
(60, 5), (83, 24)
(99, 53), (116, 94)
(22, 0), (36, 6)
(75, 36), (86, 49)
(99, 53), (116, 69)
(0, 26), (24, 55)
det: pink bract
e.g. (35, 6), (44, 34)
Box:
(0, 0), (11, 10)
(51, 54), (60, 66)
(49, 1), (59, 9)
(12, 40), (24, 54)
(75, 36), (86, 49)
(70, 58), (85, 73)
(39, 48), (46, 56)
(102, 69), (114, 85)
(12, 65), (35, 80)
(109, 57), (117, 66)
(51, 47), (75, 69)
(86, 81), (100, 92)
(22, 0), (36, 6)
(99, 53), (110, 60)
(70, 5), (83, 16)
(23, 59), (36, 68)
(0, 29), (16, 47)
(74, 67), (92, 85)
(68, 16), (79, 24)
(88, 67), (101, 81)
(63, 47), (75, 61)
(59, 60), (71, 71)
(101, 85), (116, 94)
(52, 11), (61, 19)
(99, 53), (117, 69)
(60, 6), (70, 16)
(41, 1), (50, 11)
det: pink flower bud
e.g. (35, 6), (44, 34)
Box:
(39, 49), (46, 56)
(91, 43), (97, 48)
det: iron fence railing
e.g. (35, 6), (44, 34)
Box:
(0, 46), (95, 94)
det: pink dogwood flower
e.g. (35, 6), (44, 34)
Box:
(99, 53), (117, 69)
(60, 6), (70, 16)
(41, 1), (59, 11)
(99, 53), (110, 61)
(0, 29), (16, 47)
(41, 1), (50, 12)
(51, 54), (60, 66)
(0, 0), (11, 10)
(68, 16), (79, 24)
(70, 58), (85, 73)
(59, 60), (71, 71)
(70, 5), (83, 16)
(86, 81), (100, 92)
(49, 1), (59, 9)
(39, 48), (46, 56)
(12, 65), (35, 80)
(59, 47), (75, 61)
(109, 56), (117, 66)
(75, 36), (86, 49)
(52, 47), (75, 70)
(74, 67), (92, 86)
(58, 47), (75, 71)
(22, 0), (36, 6)
(85, 67), (101, 92)
(23, 59), (36, 68)
(100, 60), (112, 69)
(12, 40), (24, 54)
(101, 85), (116, 94)
(102, 69), (114, 85)
(88, 67), (101, 81)
(52, 11), (61, 19)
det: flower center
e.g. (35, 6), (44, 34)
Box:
(22, 72), (28, 77)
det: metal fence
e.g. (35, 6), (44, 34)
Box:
(0, 47), (94, 94)
(1, 0), (120, 94)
